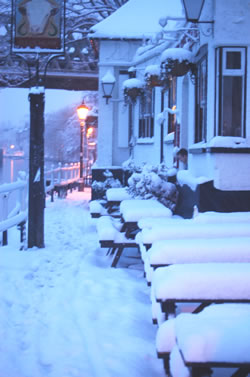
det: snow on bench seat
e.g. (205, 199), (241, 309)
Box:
(137, 221), (250, 246)
(120, 199), (172, 223)
(193, 210), (250, 224)
(143, 237), (250, 284)
(152, 263), (250, 319)
(96, 216), (123, 241)
(157, 304), (250, 376)
(89, 200), (107, 218)
(170, 304), (250, 377)
(96, 216), (138, 267)
(137, 211), (250, 231)
(106, 187), (132, 201)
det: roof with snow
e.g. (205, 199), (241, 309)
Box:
(89, 0), (184, 40)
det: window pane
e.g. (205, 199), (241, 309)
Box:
(226, 51), (241, 69)
(222, 76), (242, 136)
(195, 55), (207, 142)
(139, 90), (154, 138)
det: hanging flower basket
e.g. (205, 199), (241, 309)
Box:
(123, 78), (144, 104)
(161, 48), (195, 78)
(164, 58), (194, 77)
(145, 73), (162, 87)
(144, 65), (162, 87)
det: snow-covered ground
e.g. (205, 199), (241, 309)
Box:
(0, 188), (165, 377)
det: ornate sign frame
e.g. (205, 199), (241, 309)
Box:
(11, 0), (65, 54)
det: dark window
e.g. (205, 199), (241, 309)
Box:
(138, 89), (154, 138)
(226, 51), (241, 69)
(195, 54), (207, 142)
(168, 77), (177, 134)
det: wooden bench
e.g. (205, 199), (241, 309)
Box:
(96, 215), (138, 267)
(164, 304), (250, 377)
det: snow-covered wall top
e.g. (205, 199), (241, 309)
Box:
(89, 0), (184, 40)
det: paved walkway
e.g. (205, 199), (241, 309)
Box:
(0, 189), (166, 377)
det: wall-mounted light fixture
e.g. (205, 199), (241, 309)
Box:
(182, 0), (214, 24)
(101, 70), (116, 104)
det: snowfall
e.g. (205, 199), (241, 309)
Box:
(0, 188), (166, 377)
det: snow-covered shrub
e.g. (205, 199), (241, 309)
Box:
(91, 170), (122, 199)
(127, 163), (178, 212)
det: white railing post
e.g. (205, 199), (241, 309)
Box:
(51, 164), (55, 188)
(58, 162), (62, 184)
(2, 192), (9, 245)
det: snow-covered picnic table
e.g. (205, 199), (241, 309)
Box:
(143, 236), (250, 284)
(136, 220), (250, 247)
(157, 303), (250, 377)
(120, 199), (172, 223)
(137, 210), (250, 230)
(151, 263), (250, 321)
(106, 187), (132, 202)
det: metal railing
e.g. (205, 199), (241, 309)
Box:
(45, 162), (80, 193)
(0, 174), (27, 249)
(0, 162), (81, 248)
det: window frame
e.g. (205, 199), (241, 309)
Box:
(138, 88), (155, 139)
(215, 46), (247, 138)
(167, 76), (177, 134)
(195, 46), (208, 143)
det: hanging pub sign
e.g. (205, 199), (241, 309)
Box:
(11, 0), (65, 53)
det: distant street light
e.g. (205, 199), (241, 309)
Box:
(77, 103), (89, 191)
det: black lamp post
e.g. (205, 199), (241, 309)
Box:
(77, 103), (89, 191)
(101, 70), (116, 104)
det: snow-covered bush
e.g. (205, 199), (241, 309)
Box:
(91, 170), (122, 199)
(127, 163), (178, 212)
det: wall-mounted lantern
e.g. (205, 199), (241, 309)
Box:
(182, 0), (214, 24)
(101, 70), (116, 104)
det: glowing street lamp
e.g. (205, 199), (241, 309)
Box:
(77, 103), (89, 190)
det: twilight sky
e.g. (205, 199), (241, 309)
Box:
(0, 88), (85, 127)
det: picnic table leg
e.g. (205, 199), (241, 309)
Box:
(191, 366), (213, 377)
(162, 302), (176, 320)
(163, 355), (170, 376)
(111, 246), (124, 268)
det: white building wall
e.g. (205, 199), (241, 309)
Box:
(97, 39), (141, 167)
(186, 0), (250, 190)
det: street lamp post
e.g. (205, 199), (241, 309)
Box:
(11, 0), (66, 248)
(77, 103), (89, 191)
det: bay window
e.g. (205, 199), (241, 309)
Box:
(216, 47), (246, 137)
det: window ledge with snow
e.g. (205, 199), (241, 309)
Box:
(164, 132), (175, 144)
(136, 137), (154, 145)
(189, 137), (250, 154)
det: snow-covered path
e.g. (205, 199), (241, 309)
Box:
(0, 189), (165, 377)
